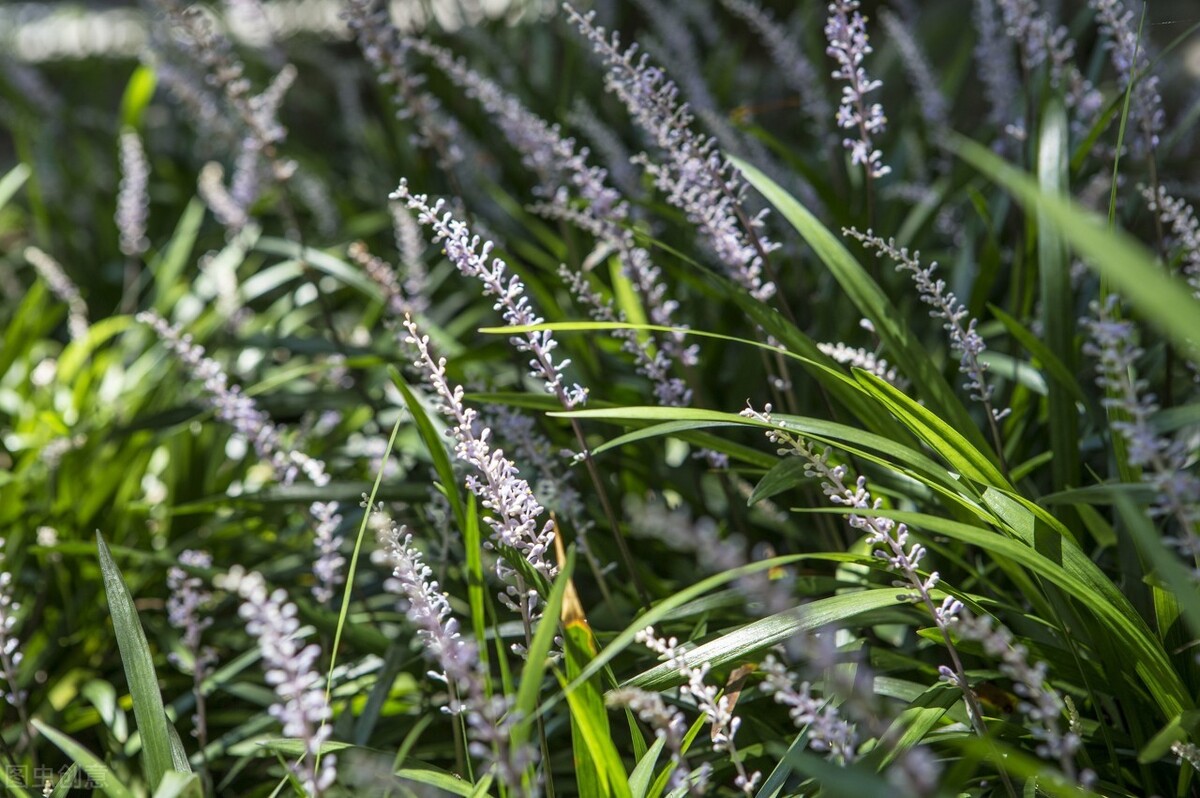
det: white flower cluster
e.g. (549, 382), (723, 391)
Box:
(25, 246), (89, 342)
(605, 686), (695, 791)
(760, 654), (858, 761)
(402, 315), (557, 619)
(342, 0), (465, 170)
(1142, 186), (1200, 304)
(627, 496), (794, 615)
(392, 181), (589, 408)
(971, 0), (1023, 142)
(370, 505), (532, 786)
(564, 5), (779, 303)
(1091, 0), (1164, 156)
(817, 341), (907, 389)
(411, 37), (695, 400)
(845, 229), (1009, 422)
(0, 540), (24, 710)
(138, 311), (345, 604)
(215, 567), (336, 796)
(166, 549), (216, 674)
(116, 129), (150, 258)
(994, 0), (1101, 125)
(879, 9), (947, 131)
(824, 0), (890, 178)
(938, 606), (1088, 783)
(636, 626), (761, 794)
(1083, 298), (1200, 566)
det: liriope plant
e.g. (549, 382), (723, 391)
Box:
(0, 0), (1197, 796)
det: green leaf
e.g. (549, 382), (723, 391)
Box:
(97, 532), (182, 788)
(150, 772), (203, 798)
(262, 739), (477, 796)
(818, 505), (1190, 718)
(1115, 492), (1200, 642)
(1140, 710), (1200, 764)
(559, 563), (631, 798)
(120, 65), (158, 130)
(732, 155), (988, 450)
(390, 366), (466, 531)
(952, 133), (1200, 365)
(1037, 102), (1081, 494)
(47, 764), (80, 798)
(989, 304), (1088, 408)
(853, 369), (1008, 487)
(325, 413), (404, 748)
(628, 737), (666, 798)
(512, 548), (574, 754)
(0, 760), (34, 798)
(0, 163), (31, 213)
(463, 496), (492, 701)
(255, 238), (381, 297)
(33, 719), (136, 798)
(151, 199), (206, 308)
(749, 457), (811, 505)
(623, 589), (902, 691)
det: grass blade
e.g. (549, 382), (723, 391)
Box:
(952, 134), (1200, 364)
(32, 719), (136, 798)
(96, 532), (182, 788)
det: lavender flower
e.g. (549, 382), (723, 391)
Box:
(167, 550), (216, 747)
(817, 341), (907, 389)
(215, 567), (336, 796)
(369, 505), (530, 785)
(559, 264), (691, 406)
(151, 57), (238, 148)
(719, 0), (832, 142)
(846, 229), (1009, 423)
(1174, 742), (1200, 773)
(138, 311), (328, 486)
(350, 241), (419, 321)
(406, 37), (621, 219)
(626, 496), (794, 615)
(198, 161), (250, 233)
(825, 0), (889, 178)
(1091, 0), (1164, 156)
(972, 0), (1023, 142)
(116, 129), (150, 257)
(565, 5), (779, 302)
(138, 312), (345, 602)
(606, 687), (695, 791)
(760, 654), (858, 761)
(941, 609), (1086, 782)
(391, 202), (431, 314)
(167, 550), (216, 672)
(156, 1), (297, 174)
(1142, 185), (1200, 303)
(342, 0), (465, 169)
(25, 246), (89, 341)
(391, 181), (588, 408)
(310, 502), (345, 605)
(402, 315), (557, 621)
(1083, 298), (1200, 566)
(0, 540), (25, 711)
(636, 626), (761, 794)
(408, 38), (696, 384)
(485, 405), (584, 522)
(739, 404), (998, 752)
(568, 100), (640, 198)
(995, 0), (1101, 125)
(879, 10), (948, 131)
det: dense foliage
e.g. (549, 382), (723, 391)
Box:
(2, 0), (1200, 796)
